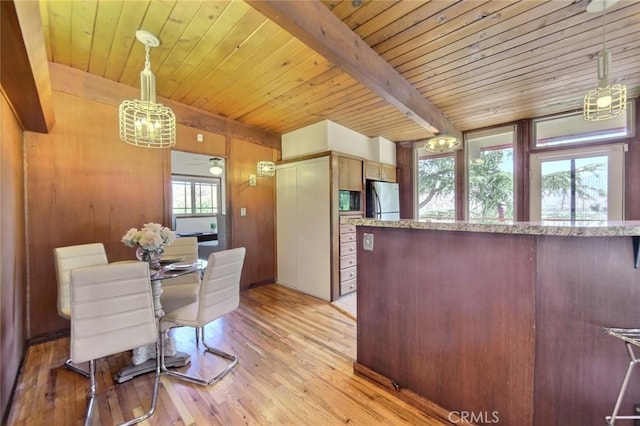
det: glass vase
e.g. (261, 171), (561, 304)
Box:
(135, 246), (164, 271)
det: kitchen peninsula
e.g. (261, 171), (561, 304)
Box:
(351, 219), (640, 426)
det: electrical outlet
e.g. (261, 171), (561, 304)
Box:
(363, 233), (374, 251)
(249, 174), (257, 186)
(240, 207), (247, 217)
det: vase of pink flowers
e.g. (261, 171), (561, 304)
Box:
(121, 222), (176, 271)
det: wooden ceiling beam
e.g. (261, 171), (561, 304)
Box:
(1, 0), (55, 133)
(246, 0), (461, 140)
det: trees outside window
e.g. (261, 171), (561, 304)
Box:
(417, 155), (455, 220)
(468, 148), (514, 221)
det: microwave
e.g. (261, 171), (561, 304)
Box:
(339, 190), (361, 212)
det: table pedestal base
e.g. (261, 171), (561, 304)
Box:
(114, 351), (190, 383)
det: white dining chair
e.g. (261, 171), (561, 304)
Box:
(160, 236), (200, 313)
(70, 261), (160, 426)
(160, 247), (245, 386)
(53, 243), (109, 377)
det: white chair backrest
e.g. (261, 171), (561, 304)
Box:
(53, 243), (108, 318)
(161, 237), (199, 287)
(197, 248), (246, 325)
(70, 262), (157, 364)
(162, 237), (198, 261)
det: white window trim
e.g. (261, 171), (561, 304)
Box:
(529, 144), (626, 221)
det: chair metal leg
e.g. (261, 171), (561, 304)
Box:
(82, 339), (161, 426)
(119, 337), (161, 426)
(606, 342), (640, 425)
(84, 360), (97, 426)
(65, 358), (89, 378)
(161, 326), (237, 386)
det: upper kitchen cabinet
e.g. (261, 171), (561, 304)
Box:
(364, 161), (396, 182)
(366, 136), (397, 182)
(338, 156), (363, 191)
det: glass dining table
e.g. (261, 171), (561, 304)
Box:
(114, 259), (207, 383)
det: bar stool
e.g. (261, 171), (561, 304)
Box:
(603, 327), (640, 425)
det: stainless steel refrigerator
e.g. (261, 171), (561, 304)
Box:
(366, 181), (400, 220)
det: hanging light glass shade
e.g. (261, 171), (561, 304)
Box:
(583, 0), (626, 121)
(424, 134), (460, 154)
(119, 30), (176, 148)
(209, 158), (224, 176)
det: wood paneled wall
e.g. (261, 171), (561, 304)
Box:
(228, 138), (277, 289)
(24, 87), (278, 339)
(0, 92), (27, 419)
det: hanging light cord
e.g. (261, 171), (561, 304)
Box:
(601, 0), (607, 51)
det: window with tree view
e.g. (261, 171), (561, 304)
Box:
(172, 176), (220, 216)
(417, 153), (456, 220)
(466, 126), (515, 222)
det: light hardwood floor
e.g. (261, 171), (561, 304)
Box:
(6, 284), (451, 426)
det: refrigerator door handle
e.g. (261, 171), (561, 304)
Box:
(372, 186), (382, 219)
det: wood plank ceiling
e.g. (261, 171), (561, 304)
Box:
(38, 0), (640, 143)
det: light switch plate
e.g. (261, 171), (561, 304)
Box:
(240, 207), (247, 217)
(363, 233), (374, 251)
(249, 174), (257, 186)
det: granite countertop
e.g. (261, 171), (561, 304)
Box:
(348, 218), (640, 237)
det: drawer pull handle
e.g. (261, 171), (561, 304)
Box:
(349, 273), (354, 277)
(349, 247), (354, 251)
(349, 260), (354, 264)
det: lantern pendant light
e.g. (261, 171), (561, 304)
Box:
(119, 30), (176, 148)
(583, 0), (626, 121)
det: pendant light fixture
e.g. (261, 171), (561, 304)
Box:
(583, 0), (626, 121)
(424, 134), (460, 154)
(119, 30), (176, 148)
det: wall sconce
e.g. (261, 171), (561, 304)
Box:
(257, 161), (276, 177)
(209, 157), (224, 176)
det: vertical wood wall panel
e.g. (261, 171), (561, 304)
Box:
(229, 138), (277, 289)
(0, 92), (27, 419)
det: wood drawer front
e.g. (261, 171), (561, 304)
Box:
(340, 232), (356, 244)
(340, 254), (357, 269)
(340, 241), (357, 256)
(340, 224), (356, 234)
(340, 266), (357, 283)
(340, 279), (357, 295)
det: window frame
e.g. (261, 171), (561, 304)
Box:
(414, 146), (457, 221)
(171, 174), (222, 217)
(464, 125), (516, 222)
(532, 102), (635, 149)
(529, 144), (625, 222)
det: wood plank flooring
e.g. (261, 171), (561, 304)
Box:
(6, 284), (451, 426)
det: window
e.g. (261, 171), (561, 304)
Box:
(530, 145), (624, 221)
(466, 126), (515, 222)
(416, 149), (456, 221)
(533, 103), (634, 148)
(172, 176), (221, 216)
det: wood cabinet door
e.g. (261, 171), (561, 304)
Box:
(380, 163), (396, 182)
(338, 156), (363, 190)
(365, 161), (396, 182)
(364, 161), (380, 180)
